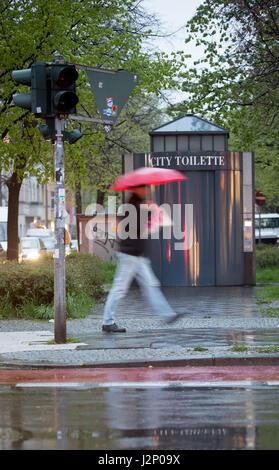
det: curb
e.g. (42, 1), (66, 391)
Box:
(1, 355), (279, 370)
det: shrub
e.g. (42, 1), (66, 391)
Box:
(256, 244), (279, 269)
(0, 253), (106, 319)
(0, 259), (53, 307)
(66, 252), (106, 299)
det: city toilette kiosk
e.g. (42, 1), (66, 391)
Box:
(123, 114), (255, 286)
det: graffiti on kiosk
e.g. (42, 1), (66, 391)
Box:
(84, 198), (193, 252)
(91, 220), (117, 254)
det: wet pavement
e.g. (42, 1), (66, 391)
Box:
(0, 285), (279, 367)
(1, 375), (279, 450)
(1, 284), (279, 451)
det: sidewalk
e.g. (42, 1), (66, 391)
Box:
(1, 285), (279, 368)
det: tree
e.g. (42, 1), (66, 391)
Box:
(0, 0), (179, 260)
(169, 0), (279, 205)
(66, 93), (165, 225)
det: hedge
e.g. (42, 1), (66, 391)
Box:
(0, 253), (106, 318)
(256, 244), (279, 269)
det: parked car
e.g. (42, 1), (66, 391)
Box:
(26, 228), (53, 238)
(19, 237), (47, 262)
(41, 237), (55, 254)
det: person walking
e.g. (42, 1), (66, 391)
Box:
(102, 185), (182, 333)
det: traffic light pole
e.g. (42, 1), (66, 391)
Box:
(54, 117), (66, 343)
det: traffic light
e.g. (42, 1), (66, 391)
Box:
(13, 62), (79, 118)
(50, 64), (79, 116)
(12, 62), (48, 118)
(38, 119), (82, 144)
(13, 61), (81, 143)
(38, 119), (55, 142)
(63, 129), (82, 144)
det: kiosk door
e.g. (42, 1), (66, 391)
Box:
(160, 171), (215, 286)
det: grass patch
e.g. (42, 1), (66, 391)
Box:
(257, 285), (279, 301)
(254, 345), (279, 354)
(256, 266), (279, 284)
(0, 291), (94, 321)
(230, 344), (249, 352)
(193, 346), (208, 352)
(46, 336), (82, 345)
(260, 306), (279, 318)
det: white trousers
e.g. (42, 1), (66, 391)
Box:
(103, 253), (176, 325)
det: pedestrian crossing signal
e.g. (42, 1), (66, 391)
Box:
(50, 65), (79, 116)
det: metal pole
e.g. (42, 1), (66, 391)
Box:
(54, 117), (66, 343)
(45, 184), (48, 228)
(259, 206), (261, 244)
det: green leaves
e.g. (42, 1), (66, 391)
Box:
(1, 0), (179, 186)
(169, 0), (279, 208)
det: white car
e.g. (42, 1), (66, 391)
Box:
(41, 237), (55, 253)
(19, 237), (47, 262)
(26, 228), (53, 238)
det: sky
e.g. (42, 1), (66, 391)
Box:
(143, 0), (204, 53)
(142, 0), (205, 103)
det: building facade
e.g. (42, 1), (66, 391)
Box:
(0, 174), (75, 240)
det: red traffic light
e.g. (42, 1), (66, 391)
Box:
(51, 64), (79, 115)
(56, 67), (78, 88)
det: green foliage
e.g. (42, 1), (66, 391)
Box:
(230, 344), (248, 353)
(169, 0), (279, 205)
(258, 286), (279, 301)
(0, 259), (54, 307)
(255, 345), (279, 353)
(1, 0), (178, 152)
(66, 252), (105, 299)
(0, 253), (106, 319)
(0, 0), (180, 261)
(256, 266), (279, 284)
(102, 261), (117, 285)
(256, 245), (279, 269)
(260, 307), (279, 318)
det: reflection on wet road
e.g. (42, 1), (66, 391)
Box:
(1, 382), (279, 450)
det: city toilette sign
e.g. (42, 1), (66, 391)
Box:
(149, 154), (225, 168)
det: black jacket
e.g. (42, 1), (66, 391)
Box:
(118, 194), (145, 256)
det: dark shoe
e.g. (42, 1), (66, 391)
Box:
(102, 323), (126, 333)
(165, 313), (184, 325)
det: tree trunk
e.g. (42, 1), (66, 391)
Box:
(7, 172), (23, 261)
(75, 181), (82, 250)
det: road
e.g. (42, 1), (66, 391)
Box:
(1, 365), (279, 451)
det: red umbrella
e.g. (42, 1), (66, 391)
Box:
(110, 167), (187, 191)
